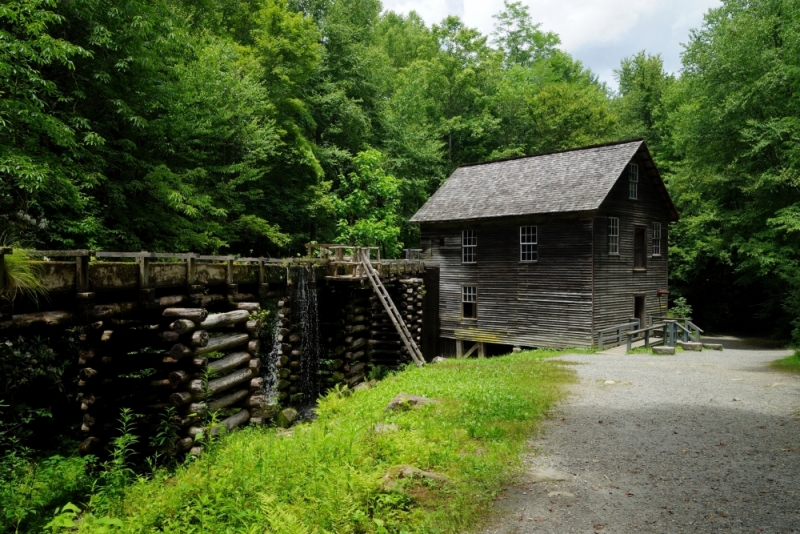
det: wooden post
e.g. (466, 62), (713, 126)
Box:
(76, 253), (91, 291)
(187, 254), (197, 285)
(477, 342), (485, 358)
(456, 340), (463, 358)
(137, 252), (150, 289)
(226, 258), (234, 285)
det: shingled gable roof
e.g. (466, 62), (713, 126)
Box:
(410, 139), (678, 223)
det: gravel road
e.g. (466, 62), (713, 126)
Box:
(482, 337), (800, 533)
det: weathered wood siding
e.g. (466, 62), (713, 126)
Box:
(420, 214), (594, 349)
(592, 153), (671, 343)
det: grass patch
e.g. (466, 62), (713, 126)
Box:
(770, 351), (800, 373)
(100, 350), (574, 533)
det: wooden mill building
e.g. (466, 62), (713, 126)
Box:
(410, 139), (679, 352)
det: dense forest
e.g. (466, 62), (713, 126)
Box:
(1, 0), (799, 338)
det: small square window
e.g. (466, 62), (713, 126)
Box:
(520, 226), (538, 262)
(462, 230), (476, 263)
(462, 286), (477, 318)
(608, 217), (619, 254)
(629, 163), (639, 199)
(652, 222), (662, 256)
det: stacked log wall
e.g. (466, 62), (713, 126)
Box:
(76, 284), (266, 457)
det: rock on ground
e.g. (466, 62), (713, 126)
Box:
(386, 393), (437, 411)
(482, 336), (800, 533)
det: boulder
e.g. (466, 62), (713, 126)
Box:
(430, 356), (447, 363)
(653, 346), (675, 355)
(681, 341), (703, 351)
(703, 343), (723, 350)
(386, 393), (437, 411)
(374, 423), (400, 433)
(276, 407), (298, 428)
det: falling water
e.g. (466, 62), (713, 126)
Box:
(295, 266), (322, 404)
(261, 319), (282, 406)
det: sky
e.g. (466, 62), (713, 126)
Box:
(381, 0), (723, 91)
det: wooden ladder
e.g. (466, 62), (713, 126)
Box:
(358, 249), (425, 368)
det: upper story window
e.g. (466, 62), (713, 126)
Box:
(520, 226), (538, 262)
(462, 286), (477, 318)
(629, 163), (639, 199)
(608, 217), (619, 255)
(652, 222), (662, 256)
(462, 230), (476, 263)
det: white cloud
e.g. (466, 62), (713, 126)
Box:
(381, 0), (722, 89)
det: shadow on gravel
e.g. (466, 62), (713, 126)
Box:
(704, 335), (788, 351)
(487, 405), (800, 533)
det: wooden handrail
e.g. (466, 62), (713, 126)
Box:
(598, 320), (640, 350)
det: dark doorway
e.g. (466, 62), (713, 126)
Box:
(634, 295), (646, 329)
(634, 227), (646, 269)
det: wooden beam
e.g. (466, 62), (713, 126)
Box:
(462, 342), (480, 359)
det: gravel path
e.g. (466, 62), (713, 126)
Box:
(482, 337), (800, 533)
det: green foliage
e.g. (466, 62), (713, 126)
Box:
(0, 450), (92, 534)
(93, 409), (139, 511)
(613, 51), (674, 149)
(654, 0), (800, 335)
(332, 149), (403, 257)
(0, 335), (71, 450)
(1, 0), (625, 259)
(1, 248), (47, 304)
(82, 350), (572, 533)
(44, 502), (123, 533)
(492, 1), (560, 67)
(667, 297), (693, 320)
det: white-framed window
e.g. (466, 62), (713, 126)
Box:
(629, 163), (639, 199)
(520, 226), (538, 262)
(462, 230), (476, 263)
(462, 286), (477, 318)
(608, 217), (620, 255)
(652, 222), (662, 256)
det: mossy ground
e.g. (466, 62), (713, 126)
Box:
(100, 349), (575, 533)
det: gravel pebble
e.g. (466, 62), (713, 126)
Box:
(482, 337), (800, 533)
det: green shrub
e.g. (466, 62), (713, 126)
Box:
(0, 448), (93, 534)
(668, 297), (693, 320)
(102, 349), (573, 533)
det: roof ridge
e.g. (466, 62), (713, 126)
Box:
(457, 138), (645, 169)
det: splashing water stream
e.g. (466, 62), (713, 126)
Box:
(261, 319), (282, 406)
(296, 266), (322, 404)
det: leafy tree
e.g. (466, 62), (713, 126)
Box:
(331, 149), (402, 257)
(661, 0), (800, 336)
(491, 0), (560, 67)
(613, 51), (674, 150)
(0, 0), (94, 244)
